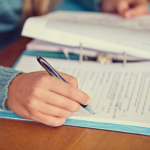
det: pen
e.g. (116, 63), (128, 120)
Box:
(37, 56), (95, 114)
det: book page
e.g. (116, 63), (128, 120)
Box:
(15, 55), (150, 128)
(22, 11), (150, 59)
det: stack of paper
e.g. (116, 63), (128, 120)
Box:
(27, 39), (141, 61)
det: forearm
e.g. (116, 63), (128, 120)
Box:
(75, 0), (102, 11)
(0, 66), (23, 112)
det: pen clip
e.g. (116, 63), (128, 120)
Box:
(37, 56), (56, 76)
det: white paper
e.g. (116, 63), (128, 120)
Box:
(22, 11), (150, 59)
(15, 55), (150, 128)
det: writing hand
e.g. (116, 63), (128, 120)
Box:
(5, 71), (91, 127)
(101, 0), (149, 18)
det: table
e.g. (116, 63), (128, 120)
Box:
(0, 37), (150, 150)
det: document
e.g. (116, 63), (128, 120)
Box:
(15, 55), (150, 128)
(22, 11), (150, 59)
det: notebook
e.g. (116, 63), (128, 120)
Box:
(22, 11), (150, 59)
(1, 54), (150, 136)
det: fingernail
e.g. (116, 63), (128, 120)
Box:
(86, 98), (91, 104)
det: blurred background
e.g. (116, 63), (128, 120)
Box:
(22, 0), (60, 22)
(22, 0), (150, 21)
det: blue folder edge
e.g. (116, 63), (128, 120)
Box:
(0, 50), (149, 136)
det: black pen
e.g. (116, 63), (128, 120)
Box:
(37, 56), (95, 114)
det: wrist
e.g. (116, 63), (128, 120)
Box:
(5, 73), (24, 108)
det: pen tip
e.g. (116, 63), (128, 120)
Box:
(85, 105), (95, 115)
(91, 112), (95, 115)
(90, 110), (95, 115)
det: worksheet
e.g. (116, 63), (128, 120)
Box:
(15, 55), (150, 128)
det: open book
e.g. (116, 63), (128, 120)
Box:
(22, 11), (150, 59)
(1, 55), (149, 136)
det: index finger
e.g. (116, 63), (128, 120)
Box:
(57, 71), (78, 88)
(50, 77), (91, 105)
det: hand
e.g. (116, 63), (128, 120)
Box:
(101, 0), (149, 18)
(5, 71), (91, 127)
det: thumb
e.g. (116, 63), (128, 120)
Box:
(116, 0), (130, 16)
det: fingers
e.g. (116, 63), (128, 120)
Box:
(28, 111), (66, 127)
(35, 70), (78, 87)
(116, 0), (130, 16)
(123, 4), (149, 18)
(32, 73), (89, 105)
(32, 100), (73, 118)
(57, 71), (78, 87)
(50, 78), (91, 105)
(116, 0), (149, 18)
(33, 71), (78, 90)
(26, 72), (89, 111)
(42, 90), (81, 112)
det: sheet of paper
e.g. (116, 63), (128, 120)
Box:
(22, 11), (150, 59)
(15, 55), (150, 128)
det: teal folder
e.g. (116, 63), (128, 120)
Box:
(0, 50), (150, 136)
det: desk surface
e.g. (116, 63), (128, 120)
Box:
(0, 37), (150, 150)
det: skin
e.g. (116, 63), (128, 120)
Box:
(101, 0), (149, 18)
(5, 71), (91, 127)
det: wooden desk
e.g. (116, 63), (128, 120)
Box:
(0, 37), (150, 150)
